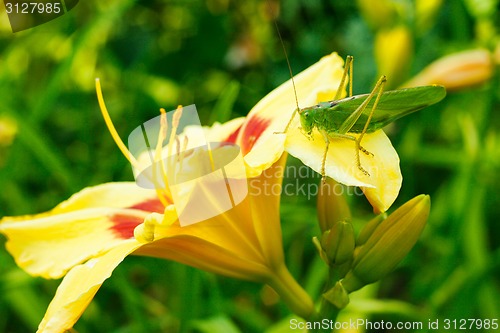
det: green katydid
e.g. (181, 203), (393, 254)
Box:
(276, 54), (446, 180)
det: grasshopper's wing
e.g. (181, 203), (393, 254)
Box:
(331, 85), (446, 133)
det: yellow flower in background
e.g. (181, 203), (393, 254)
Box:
(402, 49), (494, 91)
(0, 115), (17, 165)
(355, 0), (397, 30)
(0, 115), (17, 147)
(374, 25), (413, 89)
(415, 0), (444, 33)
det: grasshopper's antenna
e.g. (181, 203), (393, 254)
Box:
(267, 1), (300, 134)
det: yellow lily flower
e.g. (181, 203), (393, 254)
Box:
(241, 52), (402, 212)
(0, 84), (315, 333)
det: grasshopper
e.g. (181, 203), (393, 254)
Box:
(276, 53), (445, 180)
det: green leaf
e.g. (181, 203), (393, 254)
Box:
(209, 81), (240, 125)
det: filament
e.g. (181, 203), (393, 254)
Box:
(95, 78), (139, 169)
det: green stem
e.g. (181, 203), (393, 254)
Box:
(309, 267), (343, 333)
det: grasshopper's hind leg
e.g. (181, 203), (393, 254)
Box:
(356, 141), (375, 176)
(331, 133), (372, 176)
(355, 144), (371, 176)
(318, 129), (370, 182)
(354, 75), (387, 176)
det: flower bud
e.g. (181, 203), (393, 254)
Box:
(356, 213), (387, 247)
(342, 195), (430, 292)
(415, 0), (443, 33)
(0, 116), (17, 147)
(0, 116), (17, 166)
(402, 49), (493, 91)
(321, 221), (355, 266)
(356, 0), (397, 30)
(313, 220), (355, 277)
(317, 178), (351, 233)
(375, 25), (413, 88)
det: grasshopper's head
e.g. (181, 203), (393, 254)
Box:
(298, 107), (314, 137)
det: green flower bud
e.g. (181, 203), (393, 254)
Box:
(317, 178), (351, 233)
(312, 236), (329, 265)
(343, 195), (430, 292)
(313, 220), (355, 279)
(356, 213), (387, 247)
(321, 221), (355, 266)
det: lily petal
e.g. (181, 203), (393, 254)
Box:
(37, 240), (142, 333)
(247, 154), (287, 269)
(0, 183), (161, 278)
(52, 182), (163, 213)
(286, 129), (401, 213)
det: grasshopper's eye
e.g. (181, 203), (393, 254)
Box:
(303, 111), (309, 118)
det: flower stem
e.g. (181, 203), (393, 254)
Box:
(266, 264), (316, 320)
(309, 267), (342, 333)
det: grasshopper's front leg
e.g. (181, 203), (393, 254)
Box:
(274, 108), (300, 134)
(319, 130), (330, 183)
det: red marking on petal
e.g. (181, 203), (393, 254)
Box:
(240, 116), (271, 155)
(223, 125), (242, 144)
(110, 214), (144, 239)
(129, 199), (165, 213)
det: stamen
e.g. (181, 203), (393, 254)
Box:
(168, 105), (183, 169)
(95, 79), (139, 168)
(207, 142), (216, 172)
(96, 79), (172, 207)
(154, 108), (172, 206)
(175, 136), (181, 160)
(156, 108), (168, 162)
(172, 105), (183, 128)
(156, 108), (168, 154)
(177, 136), (189, 178)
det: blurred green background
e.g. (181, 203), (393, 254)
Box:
(0, 0), (499, 332)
